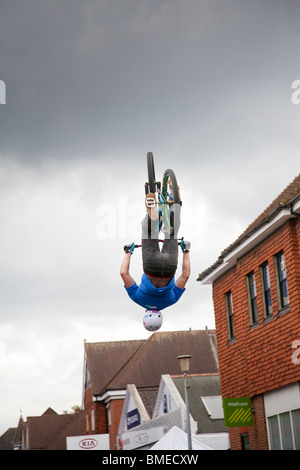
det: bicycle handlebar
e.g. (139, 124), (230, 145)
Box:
(134, 237), (184, 248)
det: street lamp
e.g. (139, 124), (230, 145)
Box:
(177, 354), (192, 450)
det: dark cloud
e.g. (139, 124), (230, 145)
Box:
(0, 0), (299, 162)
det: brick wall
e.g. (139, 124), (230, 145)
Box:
(212, 218), (300, 449)
(83, 385), (93, 433)
(84, 386), (124, 449)
(84, 386), (108, 435)
(213, 218), (300, 399)
(228, 395), (269, 450)
(108, 399), (124, 450)
(95, 402), (108, 434)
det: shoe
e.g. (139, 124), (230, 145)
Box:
(145, 193), (158, 220)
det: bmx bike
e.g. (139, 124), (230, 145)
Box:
(125, 152), (184, 253)
(145, 151), (182, 237)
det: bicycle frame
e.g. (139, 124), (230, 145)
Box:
(124, 154), (186, 256)
(145, 181), (177, 234)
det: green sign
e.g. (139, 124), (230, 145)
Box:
(223, 397), (253, 427)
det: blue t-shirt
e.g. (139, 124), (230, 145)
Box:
(125, 273), (185, 310)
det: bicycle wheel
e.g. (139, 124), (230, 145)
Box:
(162, 168), (180, 204)
(147, 152), (156, 193)
(162, 168), (181, 234)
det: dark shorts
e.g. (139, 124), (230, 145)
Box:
(141, 212), (179, 277)
(142, 237), (178, 277)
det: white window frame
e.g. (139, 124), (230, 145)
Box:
(267, 408), (300, 450)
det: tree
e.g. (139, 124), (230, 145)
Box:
(63, 405), (81, 414)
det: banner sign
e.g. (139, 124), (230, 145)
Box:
(66, 434), (109, 450)
(223, 397), (253, 427)
(117, 427), (165, 450)
(127, 408), (141, 430)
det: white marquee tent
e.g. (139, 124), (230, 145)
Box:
(151, 426), (213, 450)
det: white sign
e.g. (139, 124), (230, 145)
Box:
(117, 427), (165, 450)
(66, 434), (109, 450)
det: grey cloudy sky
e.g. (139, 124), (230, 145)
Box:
(0, 0), (299, 435)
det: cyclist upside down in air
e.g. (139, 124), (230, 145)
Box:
(120, 193), (191, 331)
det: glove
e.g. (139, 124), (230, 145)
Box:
(124, 242), (135, 254)
(180, 240), (191, 253)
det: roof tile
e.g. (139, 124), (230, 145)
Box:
(85, 330), (219, 395)
(198, 173), (300, 281)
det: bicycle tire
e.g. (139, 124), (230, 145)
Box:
(162, 168), (181, 234)
(162, 168), (180, 204)
(147, 152), (156, 193)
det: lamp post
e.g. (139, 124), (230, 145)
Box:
(177, 354), (192, 450)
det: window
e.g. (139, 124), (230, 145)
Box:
(241, 433), (250, 450)
(275, 251), (289, 309)
(268, 415), (281, 450)
(91, 408), (95, 431)
(280, 412), (293, 450)
(107, 405), (111, 427)
(84, 362), (91, 390)
(201, 396), (224, 419)
(292, 409), (300, 450)
(260, 262), (273, 318)
(246, 272), (258, 325)
(225, 291), (235, 340)
(85, 412), (89, 433)
(268, 409), (300, 450)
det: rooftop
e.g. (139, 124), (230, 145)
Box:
(172, 374), (226, 434)
(85, 329), (219, 396)
(0, 428), (17, 450)
(16, 407), (85, 450)
(198, 173), (300, 283)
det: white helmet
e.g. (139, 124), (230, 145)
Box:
(143, 309), (163, 331)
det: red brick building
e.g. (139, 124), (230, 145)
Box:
(83, 330), (219, 449)
(198, 174), (300, 450)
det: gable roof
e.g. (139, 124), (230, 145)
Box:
(45, 411), (85, 450)
(138, 387), (158, 417)
(84, 339), (145, 395)
(118, 384), (152, 435)
(172, 374), (226, 434)
(117, 373), (227, 446)
(198, 173), (300, 283)
(85, 330), (219, 396)
(23, 409), (85, 450)
(0, 428), (17, 450)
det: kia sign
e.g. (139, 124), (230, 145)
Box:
(78, 438), (98, 449)
(117, 427), (164, 450)
(66, 434), (109, 450)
